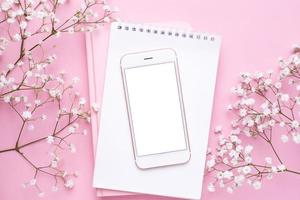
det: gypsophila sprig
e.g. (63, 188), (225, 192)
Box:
(207, 45), (300, 194)
(0, 0), (117, 196)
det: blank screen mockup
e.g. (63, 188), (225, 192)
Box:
(124, 62), (187, 157)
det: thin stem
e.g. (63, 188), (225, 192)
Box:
(268, 141), (283, 164)
(16, 121), (26, 147)
(286, 169), (300, 175)
(0, 147), (16, 154)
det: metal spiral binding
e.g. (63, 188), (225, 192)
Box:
(116, 23), (216, 41)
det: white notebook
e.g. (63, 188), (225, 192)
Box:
(93, 22), (221, 199)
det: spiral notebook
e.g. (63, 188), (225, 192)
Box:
(86, 21), (195, 198)
(92, 22), (221, 199)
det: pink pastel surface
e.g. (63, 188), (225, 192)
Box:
(1, 0), (300, 200)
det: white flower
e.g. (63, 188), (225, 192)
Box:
(279, 122), (285, 127)
(252, 181), (262, 190)
(242, 166), (252, 174)
(3, 95), (11, 103)
(267, 173), (273, 180)
(236, 144), (243, 152)
(291, 120), (299, 128)
(38, 192), (45, 198)
(265, 157), (272, 165)
(223, 171), (233, 179)
(15, 96), (20, 102)
(239, 108), (247, 117)
(293, 133), (300, 144)
(231, 120), (239, 128)
(46, 136), (55, 144)
(67, 27), (74, 34)
(230, 158), (238, 166)
(207, 183), (215, 192)
(230, 135), (238, 143)
(264, 78), (272, 86)
(296, 97), (300, 105)
(71, 108), (79, 116)
(231, 85), (244, 96)
(51, 160), (58, 168)
(263, 108), (271, 116)
(34, 10), (48, 19)
(64, 179), (74, 189)
(21, 183), (27, 188)
(1, 0), (13, 11)
(226, 142), (233, 150)
(57, 0), (65, 4)
(41, 114), (47, 120)
(244, 145), (253, 154)
(272, 107), (280, 114)
(27, 124), (35, 131)
(7, 63), (14, 70)
(216, 171), (224, 179)
(219, 135), (226, 145)
(69, 143), (76, 153)
(29, 179), (37, 186)
(79, 97), (86, 105)
(229, 149), (238, 158)
(214, 125), (222, 134)
(234, 175), (245, 185)
(277, 164), (286, 171)
(223, 158), (229, 164)
(245, 156), (252, 163)
(280, 94), (289, 102)
(73, 123), (79, 128)
(22, 111), (32, 119)
(103, 16), (110, 23)
(103, 4), (110, 11)
(72, 77), (80, 84)
(227, 104), (233, 110)
(226, 187), (233, 194)
(61, 170), (68, 177)
(268, 120), (276, 127)
(274, 82), (282, 89)
(7, 17), (15, 24)
(255, 71), (263, 79)
(206, 158), (215, 169)
(91, 103), (100, 112)
(280, 67), (290, 77)
(20, 21), (27, 30)
(231, 128), (241, 135)
(34, 99), (41, 106)
(281, 134), (289, 143)
(242, 98), (255, 106)
(49, 89), (60, 98)
(271, 166), (278, 173)
(26, 70), (33, 77)
(13, 34), (21, 41)
(68, 126), (76, 134)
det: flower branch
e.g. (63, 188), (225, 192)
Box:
(0, 0), (116, 196)
(207, 45), (300, 193)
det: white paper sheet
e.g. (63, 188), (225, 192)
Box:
(93, 21), (221, 200)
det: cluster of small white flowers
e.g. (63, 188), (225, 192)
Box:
(207, 46), (300, 194)
(207, 133), (264, 193)
(0, 37), (9, 55)
(0, 0), (117, 197)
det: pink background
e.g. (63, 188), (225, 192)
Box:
(1, 0), (300, 199)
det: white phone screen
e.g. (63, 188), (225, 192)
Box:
(124, 62), (187, 157)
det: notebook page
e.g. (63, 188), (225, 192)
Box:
(93, 22), (221, 199)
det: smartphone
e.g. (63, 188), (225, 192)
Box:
(120, 48), (191, 169)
